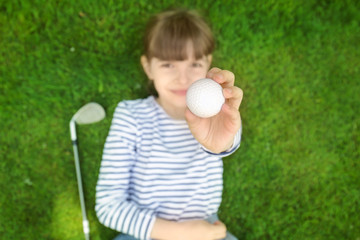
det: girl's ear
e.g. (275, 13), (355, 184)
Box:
(207, 54), (213, 65)
(141, 55), (153, 80)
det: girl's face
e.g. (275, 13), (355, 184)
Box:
(141, 47), (212, 119)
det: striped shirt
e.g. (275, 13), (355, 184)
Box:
(95, 96), (241, 240)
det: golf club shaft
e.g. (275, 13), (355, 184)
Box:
(71, 121), (90, 239)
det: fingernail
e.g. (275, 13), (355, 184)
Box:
(224, 88), (232, 95)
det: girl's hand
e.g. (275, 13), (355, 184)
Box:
(151, 218), (226, 240)
(177, 220), (227, 240)
(185, 67), (243, 153)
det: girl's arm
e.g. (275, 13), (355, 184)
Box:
(95, 102), (156, 240)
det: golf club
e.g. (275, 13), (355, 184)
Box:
(70, 102), (106, 240)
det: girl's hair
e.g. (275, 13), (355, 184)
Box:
(143, 9), (214, 60)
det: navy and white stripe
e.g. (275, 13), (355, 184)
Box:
(95, 96), (241, 240)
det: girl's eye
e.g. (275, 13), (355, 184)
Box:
(192, 62), (202, 68)
(161, 63), (173, 68)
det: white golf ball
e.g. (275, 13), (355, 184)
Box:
(186, 78), (225, 118)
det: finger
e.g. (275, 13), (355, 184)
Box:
(207, 68), (235, 88)
(212, 221), (227, 239)
(221, 103), (242, 131)
(223, 86), (243, 110)
(206, 67), (222, 78)
(213, 220), (224, 226)
(207, 68), (227, 85)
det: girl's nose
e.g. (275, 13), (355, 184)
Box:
(177, 70), (191, 85)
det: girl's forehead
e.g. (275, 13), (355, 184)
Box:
(148, 28), (213, 61)
(152, 54), (209, 63)
(152, 41), (208, 61)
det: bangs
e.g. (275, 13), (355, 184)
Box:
(145, 10), (214, 61)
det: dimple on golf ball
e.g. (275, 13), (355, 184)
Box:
(186, 78), (225, 118)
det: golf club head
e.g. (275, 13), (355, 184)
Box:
(72, 102), (106, 125)
(70, 102), (106, 141)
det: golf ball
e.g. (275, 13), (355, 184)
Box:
(186, 78), (225, 118)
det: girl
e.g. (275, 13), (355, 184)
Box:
(95, 8), (243, 240)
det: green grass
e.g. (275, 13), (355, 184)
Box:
(1, 0), (359, 239)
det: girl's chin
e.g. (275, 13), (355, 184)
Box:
(156, 97), (186, 109)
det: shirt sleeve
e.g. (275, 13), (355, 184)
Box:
(95, 101), (156, 240)
(201, 125), (242, 156)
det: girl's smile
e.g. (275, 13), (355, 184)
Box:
(170, 89), (188, 96)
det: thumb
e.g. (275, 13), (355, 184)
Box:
(185, 108), (197, 121)
(185, 108), (202, 127)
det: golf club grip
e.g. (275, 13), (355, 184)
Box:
(83, 219), (90, 240)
